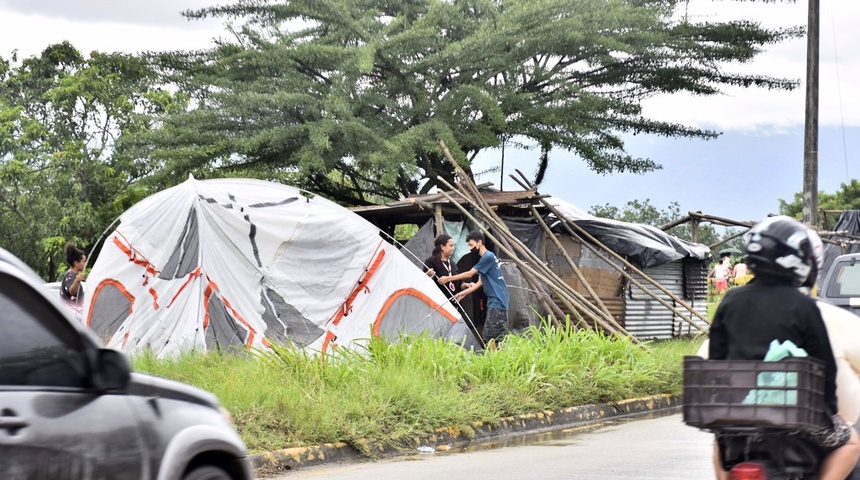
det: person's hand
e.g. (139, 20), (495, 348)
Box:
(438, 275), (450, 285)
(461, 282), (473, 290)
(454, 291), (466, 302)
(76, 272), (86, 282)
(425, 268), (435, 278)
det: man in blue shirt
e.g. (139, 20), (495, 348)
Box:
(438, 231), (510, 348)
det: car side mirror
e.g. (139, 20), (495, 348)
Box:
(92, 348), (131, 392)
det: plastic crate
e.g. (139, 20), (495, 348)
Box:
(682, 356), (829, 431)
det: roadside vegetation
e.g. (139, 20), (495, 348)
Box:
(133, 320), (704, 454)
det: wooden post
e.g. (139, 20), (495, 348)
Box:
(802, 0), (820, 226)
(434, 204), (444, 237)
(691, 218), (700, 244)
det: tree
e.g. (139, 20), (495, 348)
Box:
(0, 43), (177, 278)
(589, 199), (743, 253)
(143, 0), (801, 205)
(779, 179), (860, 230)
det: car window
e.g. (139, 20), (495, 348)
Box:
(830, 262), (860, 297)
(0, 273), (89, 388)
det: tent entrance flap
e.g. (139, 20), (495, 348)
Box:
(373, 288), (458, 338)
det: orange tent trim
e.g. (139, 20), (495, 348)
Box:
(372, 288), (459, 337)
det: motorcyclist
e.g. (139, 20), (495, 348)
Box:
(697, 227), (860, 425)
(708, 216), (860, 480)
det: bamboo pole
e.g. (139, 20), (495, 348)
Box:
(528, 204), (616, 321)
(435, 188), (625, 336)
(508, 169), (709, 328)
(435, 143), (634, 339)
(432, 183), (573, 327)
(434, 142), (626, 333)
(433, 188), (580, 322)
(435, 186), (636, 341)
(433, 143), (570, 326)
(707, 230), (745, 249)
(540, 200), (709, 332)
(659, 215), (693, 231)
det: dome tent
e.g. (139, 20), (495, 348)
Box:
(84, 177), (475, 357)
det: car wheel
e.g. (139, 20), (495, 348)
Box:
(182, 465), (232, 480)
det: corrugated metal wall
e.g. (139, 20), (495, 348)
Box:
(626, 259), (709, 340)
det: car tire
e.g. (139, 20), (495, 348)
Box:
(182, 465), (232, 480)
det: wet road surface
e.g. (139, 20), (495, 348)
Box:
(267, 412), (715, 479)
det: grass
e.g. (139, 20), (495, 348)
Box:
(132, 320), (706, 454)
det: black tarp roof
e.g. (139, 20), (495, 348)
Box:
(545, 198), (711, 269)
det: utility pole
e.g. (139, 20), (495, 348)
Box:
(802, 0), (820, 226)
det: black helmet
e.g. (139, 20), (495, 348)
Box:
(744, 216), (814, 286)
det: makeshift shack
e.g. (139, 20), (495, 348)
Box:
(352, 187), (711, 340)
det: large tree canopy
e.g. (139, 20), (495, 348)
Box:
(0, 43), (177, 278)
(144, 0), (801, 205)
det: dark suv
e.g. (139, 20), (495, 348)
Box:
(0, 248), (253, 479)
(819, 253), (860, 315)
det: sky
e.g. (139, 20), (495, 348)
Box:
(0, 0), (857, 223)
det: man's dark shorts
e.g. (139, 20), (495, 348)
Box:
(482, 307), (509, 343)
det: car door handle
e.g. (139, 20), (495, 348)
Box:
(0, 415), (29, 435)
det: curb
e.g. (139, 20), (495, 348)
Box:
(251, 394), (680, 475)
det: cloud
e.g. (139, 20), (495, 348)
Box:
(0, 0), (217, 28)
(0, 0), (857, 132)
(653, 0), (860, 131)
(0, 12), (225, 57)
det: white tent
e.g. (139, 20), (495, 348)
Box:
(84, 177), (475, 357)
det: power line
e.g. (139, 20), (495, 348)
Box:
(827, 0), (851, 181)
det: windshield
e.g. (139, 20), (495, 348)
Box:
(825, 261), (860, 297)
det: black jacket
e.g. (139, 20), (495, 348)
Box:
(424, 256), (460, 298)
(709, 278), (838, 414)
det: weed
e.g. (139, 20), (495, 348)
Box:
(132, 324), (700, 453)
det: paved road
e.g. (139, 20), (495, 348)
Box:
(267, 413), (716, 479)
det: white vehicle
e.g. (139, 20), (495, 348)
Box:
(43, 280), (87, 321)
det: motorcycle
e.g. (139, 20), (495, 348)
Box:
(683, 356), (860, 480)
(714, 426), (836, 479)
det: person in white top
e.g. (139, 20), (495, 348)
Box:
(709, 257), (731, 293)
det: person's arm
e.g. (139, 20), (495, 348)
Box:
(455, 277), (482, 302)
(439, 267), (477, 285)
(61, 271), (84, 298)
(442, 252), (493, 285)
(69, 273), (84, 296)
(423, 258), (436, 278)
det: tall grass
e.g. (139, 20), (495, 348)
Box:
(132, 321), (704, 453)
